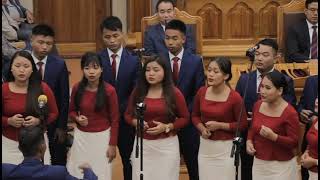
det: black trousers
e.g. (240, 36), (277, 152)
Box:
(178, 124), (200, 180)
(240, 129), (253, 180)
(47, 123), (67, 165)
(117, 121), (135, 180)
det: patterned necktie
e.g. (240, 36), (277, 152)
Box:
(311, 25), (318, 59)
(111, 54), (117, 80)
(37, 61), (44, 80)
(172, 57), (180, 85)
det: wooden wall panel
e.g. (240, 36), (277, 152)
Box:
(197, 3), (222, 39)
(128, 0), (152, 32)
(227, 2), (254, 39)
(33, 0), (111, 50)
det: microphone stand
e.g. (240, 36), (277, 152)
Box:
(135, 103), (146, 180)
(230, 47), (256, 180)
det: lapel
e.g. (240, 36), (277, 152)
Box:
(177, 51), (189, 86)
(101, 50), (116, 85)
(250, 70), (258, 100)
(156, 23), (165, 44)
(117, 49), (128, 86)
(302, 21), (310, 48)
(43, 56), (52, 82)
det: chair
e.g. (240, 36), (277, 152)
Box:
(141, 7), (203, 55)
(277, 0), (305, 63)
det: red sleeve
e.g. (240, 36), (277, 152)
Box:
(191, 87), (204, 129)
(124, 89), (136, 126)
(275, 107), (299, 149)
(173, 88), (189, 130)
(229, 91), (248, 131)
(106, 85), (120, 146)
(2, 83), (9, 127)
(68, 84), (79, 121)
(42, 82), (58, 124)
(247, 101), (260, 141)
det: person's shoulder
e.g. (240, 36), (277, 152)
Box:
(230, 89), (243, 100)
(41, 81), (51, 91)
(284, 102), (298, 117)
(104, 82), (116, 92)
(183, 50), (202, 62)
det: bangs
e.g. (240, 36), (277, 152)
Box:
(81, 56), (102, 69)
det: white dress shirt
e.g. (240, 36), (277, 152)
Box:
(32, 52), (48, 79)
(169, 48), (184, 72)
(306, 20), (318, 58)
(107, 46), (123, 80)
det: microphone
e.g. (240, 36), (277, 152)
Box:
(136, 102), (146, 110)
(38, 95), (48, 109)
(246, 44), (260, 59)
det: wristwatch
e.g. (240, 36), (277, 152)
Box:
(165, 124), (171, 133)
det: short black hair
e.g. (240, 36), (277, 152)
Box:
(18, 126), (45, 157)
(264, 70), (288, 95)
(32, 24), (55, 37)
(156, 0), (175, 11)
(256, 38), (278, 52)
(100, 16), (122, 32)
(305, 0), (318, 8)
(165, 19), (186, 35)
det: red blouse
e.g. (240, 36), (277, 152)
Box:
(69, 82), (120, 146)
(192, 86), (248, 140)
(248, 100), (299, 161)
(125, 87), (189, 140)
(2, 82), (58, 141)
(306, 118), (318, 172)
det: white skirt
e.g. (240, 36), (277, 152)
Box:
(67, 127), (112, 180)
(198, 138), (239, 180)
(309, 171), (318, 180)
(252, 156), (297, 180)
(131, 135), (180, 180)
(2, 132), (51, 165)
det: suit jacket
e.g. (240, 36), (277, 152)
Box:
(144, 23), (196, 56)
(298, 75), (318, 112)
(98, 48), (141, 118)
(235, 70), (297, 113)
(162, 49), (205, 112)
(43, 55), (70, 129)
(2, 158), (97, 180)
(286, 19), (311, 62)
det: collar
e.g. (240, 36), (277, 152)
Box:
(306, 19), (318, 29)
(257, 67), (274, 78)
(32, 52), (48, 65)
(22, 157), (43, 164)
(169, 48), (184, 61)
(107, 46), (123, 58)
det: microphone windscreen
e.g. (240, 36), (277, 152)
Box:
(38, 95), (48, 104)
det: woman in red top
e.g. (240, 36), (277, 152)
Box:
(125, 56), (189, 180)
(301, 97), (318, 180)
(247, 70), (299, 180)
(67, 52), (119, 180)
(192, 57), (247, 180)
(2, 50), (58, 165)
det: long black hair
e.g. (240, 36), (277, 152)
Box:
(6, 50), (44, 120)
(74, 52), (106, 112)
(133, 55), (177, 121)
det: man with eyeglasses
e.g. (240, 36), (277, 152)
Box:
(286, 0), (318, 62)
(143, 0), (196, 55)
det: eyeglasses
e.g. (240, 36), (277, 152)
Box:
(307, 8), (318, 13)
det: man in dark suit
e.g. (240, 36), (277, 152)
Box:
(98, 16), (141, 180)
(161, 19), (205, 180)
(31, 24), (70, 165)
(286, 0), (318, 62)
(236, 38), (297, 180)
(298, 75), (318, 180)
(2, 126), (97, 180)
(144, 0), (196, 56)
